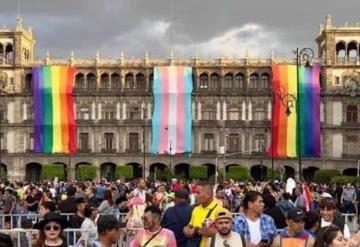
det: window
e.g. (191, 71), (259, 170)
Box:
(149, 74), (154, 89)
(104, 133), (114, 151)
(227, 107), (240, 120)
(0, 72), (7, 88)
(75, 73), (85, 89)
(234, 73), (244, 89)
(87, 73), (96, 90)
(129, 133), (139, 152)
(125, 73), (135, 89)
(346, 105), (358, 123)
(111, 73), (120, 89)
(345, 135), (359, 156)
(25, 73), (32, 92)
(27, 106), (34, 120)
(346, 135), (357, 143)
(228, 134), (240, 152)
(100, 73), (109, 90)
(102, 107), (115, 120)
(204, 134), (214, 151)
(77, 107), (90, 120)
(79, 133), (89, 151)
(260, 73), (270, 89)
(136, 73), (145, 90)
(336, 42), (346, 63)
(29, 133), (34, 151)
(254, 105), (265, 121)
(200, 74), (208, 89)
(202, 106), (216, 120)
(250, 73), (259, 89)
(255, 135), (265, 152)
(0, 133), (4, 150)
(128, 106), (141, 120)
(209, 73), (219, 89)
(334, 76), (340, 86)
(224, 73), (233, 89)
(0, 106), (6, 121)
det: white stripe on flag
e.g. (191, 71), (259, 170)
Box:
(168, 66), (177, 155)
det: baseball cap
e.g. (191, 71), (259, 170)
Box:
(175, 189), (189, 199)
(287, 208), (306, 221)
(215, 209), (232, 221)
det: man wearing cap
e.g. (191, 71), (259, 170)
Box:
(272, 208), (315, 247)
(207, 209), (246, 247)
(70, 197), (87, 229)
(161, 188), (193, 247)
(58, 185), (77, 214)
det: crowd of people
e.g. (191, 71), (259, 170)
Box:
(0, 177), (359, 247)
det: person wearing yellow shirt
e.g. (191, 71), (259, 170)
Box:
(183, 182), (223, 247)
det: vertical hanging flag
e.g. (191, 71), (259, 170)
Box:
(32, 66), (77, 154)
(269, 64), (320, 158)
(151, 66), (193, 155)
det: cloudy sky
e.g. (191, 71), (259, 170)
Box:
(1, 0), (360, 59)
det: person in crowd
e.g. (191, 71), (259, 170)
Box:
(341, 183), (356, 214)
(263, 183), (280, 202)
(95, 180), (106, 203)
(153, 184), (167, 210)
(76, 182), (86, 199)
(171, 178), (182, 192)
(98, 190), (114, 214)
(85, 186), (98, 207)
(161, 188), (193, 247)
(318, 197), (351, 239)
(304, 211), (320, 238)
(92, 215), (122, 247)
(0, 232), (13, 247)
(131, 205), (176, 247)
(214, 186), (229, 209)
(39, 201), (57, 219)
(183, 182), (223, 247)
(278, 192), (295, 213)
(33, 212), (70, 247)
(78, 204), (98, 247)
(272, 207), (315, 247)
(316, 224), (347, 247)
(263, 193), (287, 229)
(232, 191), (277, 246)
(3, 187), (15, 215)
(232, 183), (247, 213)
(207, 209), (246, 247)
(133, 179), (147, 202)
(58, 186), (77, 214)
(70, 197), (87, 229)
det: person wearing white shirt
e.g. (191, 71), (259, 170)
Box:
(78, 204), (98, 247)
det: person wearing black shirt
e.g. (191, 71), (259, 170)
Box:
(58, 186), (77, 214)
(86, 186), (99, 207)
(70, 197), (86, 229)
(25, 187), (39, 213)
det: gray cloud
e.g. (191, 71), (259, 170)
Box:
(0, 0), (359, 58)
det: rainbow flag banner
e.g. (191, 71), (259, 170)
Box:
(150, 66), (193, 155)
(269, 64), (321, 158)
(32, 66), (77, 154)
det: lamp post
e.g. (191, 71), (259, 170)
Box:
(142, 105), (146, 179)
(0, 105), (3, 171)
(164, 127), (172, 170)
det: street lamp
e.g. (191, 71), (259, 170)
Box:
(142, 105), (146, 179)
(0, 105), (4, 171)
(164, 127), (172, 170)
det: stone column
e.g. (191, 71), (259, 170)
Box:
(216, 101), (221, 120)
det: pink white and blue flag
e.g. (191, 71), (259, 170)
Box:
(151, 66), (193, 155)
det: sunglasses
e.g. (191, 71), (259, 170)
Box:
(44, 224), (61, 231)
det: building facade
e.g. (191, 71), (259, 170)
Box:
(0, 16), (359, 181)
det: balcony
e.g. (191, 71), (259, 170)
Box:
(201, 150), (216, 155)
(126, 149), (141, 154)
(77, 149), (92, 153)
(342, 154), (360, 159)
(341, 122), (360, 128)
(101, 149), (117, 153)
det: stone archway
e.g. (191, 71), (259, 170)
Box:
(26, 162), (42, 182)
(126, 163), (143, 179)
(52, 162), (68, 181)
(174, 163), (191, 179)
(149, 163), (167, 174)
(202, 164), (216, 178)
(284, 166), (295, 179)
(303, 167), (319, 182)
(100, 162), (116, 181)
(343, 168), (357, 176)
(250, 165), (267, 181)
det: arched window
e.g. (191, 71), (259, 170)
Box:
(136, 73), (145, 90)
(25, 73), (32, 92)
(250, 73), (259, 89)
(260, 73), (270, 89)
(346, 105), (358, 123)
(199, 73), (208, 89)
(234, 73), (244, 89)
(336, 42), (346, 63)
(86, 73), (96, 90)
(0, 44), (3, 63)
(210, 73), (219, 89)
(100, 73), (109, 90)
(224, 73), (233, 89)
(75, 73), (85, 89)
(111, 73), (120, 89)
(5, 44), (13, 65)
(347, 42), (358, 63)
(125, 73), (134, 89)
(149, 73), (153, 90)
(0, 105), (6, 122)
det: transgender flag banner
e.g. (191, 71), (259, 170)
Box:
(150, 66), (193, 155)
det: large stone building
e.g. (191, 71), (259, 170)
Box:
(0, 16), (359, 182)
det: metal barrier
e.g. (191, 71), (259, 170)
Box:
(0, 228), (141, 247)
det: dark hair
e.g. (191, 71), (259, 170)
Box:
(144, 205), (162, 218)
(243, 191), (262, 210)
(304, 211), (320, 230)
(84, 204), (97, 218)
(42, 201), (56, 212)
(319, 197), (336, 210)
(97, 215), (120, 235)
(317, 225), (342, 247)
(263, 194), (276, 208)
(104, 190), (113, 206)
(282, 192), (291, 200)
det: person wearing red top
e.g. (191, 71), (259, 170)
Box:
(171, 178), (182, 192)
